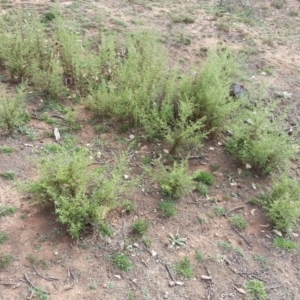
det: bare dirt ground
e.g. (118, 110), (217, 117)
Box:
(1, 0), (300, 299)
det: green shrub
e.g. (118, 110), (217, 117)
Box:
(1, 171), (16, 180)
(111, 254), (132, 271)
(246, 279), (267, 300)
(0, 85), (29, 134)
(0, 146), (15, 154)
(193, 170), (214, 185)
(158, 200), (177, 218)
(195, 250), (205, 263)
(274, 237), (297, 250)
(180, 49), (240, 133)
(0, 232), (8, 245)
(99, 221), (114, 237)
(194, 182), (209, 196)
(175, 256), (194, 279)
(26, 149), (134, 239)
(132, 219), (150, 236)
(226, 103), (294, 175)
(0, 254), (13, 268)
(154, 160), (194, 199)
(229, 215), (247, 229)
(262, 176), (300, 232)
(0, 205), (16, 217)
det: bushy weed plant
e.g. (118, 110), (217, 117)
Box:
(226, 100), (294, 174)
(26, 149), (134, 238)
(0, 84), (29, 134)
(262, 176), (300, 232)
(153, 160), (194, 199)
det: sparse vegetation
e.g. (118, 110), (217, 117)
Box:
(0, 205), (16, 217)
(0, 232), (8, 245)
(274, 237), (297, 250)
(111, 253), (132, 271)
(175, 256), (193, 279)
(246, 279), (267, 300)
(132, 219), (150, 236)
(1, 171), (16, 180)
(0, 2), (299, 298)
(229, 215), (248, 229)
(158, 200), (177, 217)
(0, 146), (15, 154)
(0, 254), (13, 268)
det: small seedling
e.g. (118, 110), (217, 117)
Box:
(253, 254), (268, 271)
(0, 254), (13, 268)
(0, 146), (14, 154)
(195, 182), (209, 196)
(95, 125), (109, 133)
(1, 171), (16, 180)
(195, 250), (205, 263)
(168, 233), (187, 248)
(193, 171), (214, 186)
(111, 254), (132, 271)
(132, 219), (150, 236)
(246, 279), (267, 300)
(158, 200), (177, 218)
(99, 222), (113, 237)
(230, 215), (248, 229)
(142, 237), (152, 248)
(274, 237), (297, 250)
(121, 200), (135, 214)
(214, 206), (226, 217)
(0, 205), (15, 217)
(0, 232), (8, 245)
(175, 256), (194, 279)
(218, 241), (244, 257)
(31, 287), (49, 300)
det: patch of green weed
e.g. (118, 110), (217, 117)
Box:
(175, 256), (193, 279)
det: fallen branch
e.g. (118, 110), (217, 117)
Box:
(165, 264), (176, 282)
(231, 226), (252, 247)
(204, 265), (213, 300)
(225, 206), (245, 218)
(0, 282), (18, 286)
(33, 266), (60, 281)
(24, 274), (36, 290)
(173, 155), (207, 161)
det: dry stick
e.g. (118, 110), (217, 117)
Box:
(204, 265), (213, 300)
(24, 274), (37, 290)
(225, 206), (245, 218)
(231, 226), (252, 247)
(33, 266), (60, 281)
(173, 155), (207, 161)
(0, 282), (18, 286)
(165, 264), (176, 282)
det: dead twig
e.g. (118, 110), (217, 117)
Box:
(33, 266), (60, 281)
(24, 274), (36, 290)
(225, 206), (245, 218)
(165, 264), (176, 282)
(173, 155), (207, 161)
(231, 226), (252, 247)
(0, 282), (18, 286)
(204, 265), (213, 300)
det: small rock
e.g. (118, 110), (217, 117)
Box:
(150, 250), (157, 257)
(252, 183), (257, 190)
(230, 182), (237, 186)
(175, 281), (185, 286)
(129, 134), (135, 140)
(164, 292), (169, 299)
(272, 230), (282, 237)
(133, 243), (139, 248)
(96, 151), (101, 159)
(123, 174), (129, 180)
(54, 251), (58, 256)
(209, 147), (215, 151)
(114, 275), (121, 279)
(169, 281), (175, 287)
(163, 149), (169, 154)
(132, 278), (137, 283)
(214, 233), (219, 237)
(291, 232), (299, 237)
